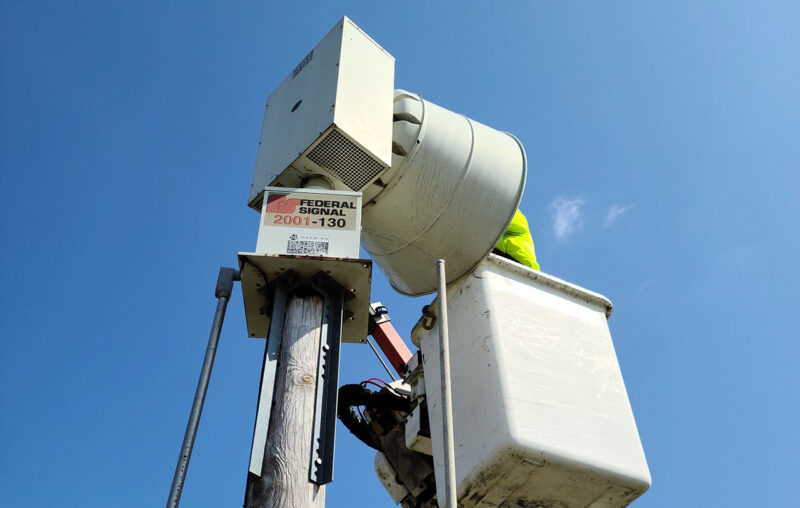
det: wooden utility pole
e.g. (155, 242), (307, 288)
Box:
(245, 294), (327, 508)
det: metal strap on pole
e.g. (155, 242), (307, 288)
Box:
(247, 270), (299, 477)
(166, 267), (239, 508)
(308, 271), (346, 485)
(436, 259), (458, 508)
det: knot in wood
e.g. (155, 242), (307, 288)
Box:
(301, 374), (314, 385)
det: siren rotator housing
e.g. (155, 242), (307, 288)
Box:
(249, 16), (525, 296)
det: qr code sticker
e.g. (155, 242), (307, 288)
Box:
(287, 233), (329, 255)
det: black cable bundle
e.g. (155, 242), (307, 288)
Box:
(337, 383), (412, 451)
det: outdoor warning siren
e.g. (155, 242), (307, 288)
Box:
(249, 18), (526, 296)
(361, 90), (525, 296)
(248, 16), (395, 211)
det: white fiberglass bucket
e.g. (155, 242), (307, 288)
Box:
(411, 254), (651, 507)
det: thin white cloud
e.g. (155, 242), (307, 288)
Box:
(603, 203), (635, 228)
(549, 196), (585, 241)
(636, 277), (668, 299)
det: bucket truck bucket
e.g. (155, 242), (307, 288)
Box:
(411, 254), (651, 507)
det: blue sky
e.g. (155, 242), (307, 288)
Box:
(2, 1), (799, 506)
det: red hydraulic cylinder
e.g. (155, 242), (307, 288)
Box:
(369, 303), (413, 376)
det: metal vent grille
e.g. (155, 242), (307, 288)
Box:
(306, 128), (385, 190)
(249, 193), (264, 212)
(249, 184), (285, 212)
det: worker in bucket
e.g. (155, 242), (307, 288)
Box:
(493, 209), (540, 270)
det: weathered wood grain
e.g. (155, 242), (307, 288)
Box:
(245, 295), (326, 508)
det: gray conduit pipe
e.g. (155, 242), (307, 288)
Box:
(436, 259), (458, 508)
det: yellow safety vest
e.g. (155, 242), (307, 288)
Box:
(495, 209), (540, 271)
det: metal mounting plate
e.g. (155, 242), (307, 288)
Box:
(238, 252), (372, 343)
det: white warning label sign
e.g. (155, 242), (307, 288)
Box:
(264, 192), (357, 231)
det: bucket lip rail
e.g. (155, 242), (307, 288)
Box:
(412, 254), (614, 345)
(485, 254), (614, 317)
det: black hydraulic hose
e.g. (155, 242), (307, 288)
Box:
(337, 384), (412, 450)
